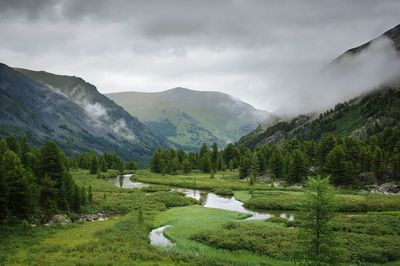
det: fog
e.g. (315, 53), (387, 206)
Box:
(274, 36), (400, 115)
(0, 0), (399, 115)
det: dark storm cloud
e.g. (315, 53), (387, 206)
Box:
(1, 0), (400, 114)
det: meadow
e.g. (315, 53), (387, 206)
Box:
(0, 169), (399, 265)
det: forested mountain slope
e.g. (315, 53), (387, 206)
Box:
(0, 64), (167, 163)
(238, 87), (400, 148)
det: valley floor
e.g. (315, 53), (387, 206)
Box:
(0, 169), (399, 265)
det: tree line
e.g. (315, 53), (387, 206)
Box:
(68, 151), (138, 175)
(150, 126), (400, 186)
(0, 136), (92, 223)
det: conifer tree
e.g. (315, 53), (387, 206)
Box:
(290, 149), (307, 183)
(88, 185), (93, 203)
(201, 153), (212, 173)
(182, 159), (191, 174)
(269, 148), (284, 179)
(3, 150), (36, 219)
(211, 143), (219, 171)
(301, 176), (336, 265)
(250, 152), (260, 178)
(89, 156), (99, 175)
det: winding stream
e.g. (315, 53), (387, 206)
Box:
(172, 188), (295, 221)
(109, 175), (294, 247)
(149, 225), (173, 247)
(108, 174), (149, 188)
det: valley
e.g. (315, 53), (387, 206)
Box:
(1, 169), (398, 265)
(0, 4), (400, 266)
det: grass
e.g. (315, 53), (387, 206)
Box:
(152, 205), (292, 265)
(1, 168), (399, 265)
(236, 190), (400, 212)
(192, 212), (400, 264)
(134, 169), (288, 191)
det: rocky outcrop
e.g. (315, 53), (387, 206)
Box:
(370, 182), (400, 195)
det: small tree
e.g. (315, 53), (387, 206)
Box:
(89, 156), (98, 175)
(182, 159), (191, 174)
(300, 176), (336, 265)
(210, 169), (215, 179)
(88, 185), (93, 203)
(138, 208), (144, 224)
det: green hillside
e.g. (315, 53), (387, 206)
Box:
(5, 67), (168, 164)
(107, 88), (271, 150)
(238, 87), (400, 148)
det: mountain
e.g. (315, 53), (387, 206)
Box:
(334, 23), (400, 62)
(238, 87), (400, 148)
(239, 24), (400, 148)
(106, 87), (271, 150)
(0, 64), (167, 164)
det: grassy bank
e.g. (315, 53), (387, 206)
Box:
(152, 205), (292, 265)
(236, 190), (400, 212)
(134, 169), (294, 191)
(192, 212), (400, 264)
(1, 169), (399, 265)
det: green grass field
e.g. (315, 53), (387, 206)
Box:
(1, 169), (399, 265)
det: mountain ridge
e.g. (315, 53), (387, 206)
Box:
(0, 64), (168, 164)
(106, 87), (272, 150)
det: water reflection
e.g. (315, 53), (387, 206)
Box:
(108, 174), (149, 189)
(172, 188), (293, 221)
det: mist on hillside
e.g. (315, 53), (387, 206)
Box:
(273, 37), (400, 116)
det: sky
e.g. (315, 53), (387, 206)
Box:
(0, 0), (399, 114)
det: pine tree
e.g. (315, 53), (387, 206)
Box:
(5, 136), (20, 154)
(2, 150), (36, 219)
(372, 147), (385, 179)
(250, 152), (260, 179)
(72, 185), (81, 211)
(138, 208), (144, 224)
(89, 156), (99, 175)
(269, 148), (284, 179)
(0, 154), (8, 220)
(170, 157), (179, 175)
(211, 143), (219, 171)
(201, 153), (212, 173)
(39, 141), (64, 185)
(99, 157), (108, 172)
(228, 159), (234, 171)
(81, 187), (87, 205)
(301, 176), (336, 265)
(325, 146), (355, 186)
(88, 185), (93, 203)
(239, 155), (251, 179)
(199, 143), (209, 158)
(289, 149), (307, 183)
(182, 159), (191, 174)
(393, 152), (400, 180)
(40, 174), (57, 214)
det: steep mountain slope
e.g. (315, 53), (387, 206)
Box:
(238, 87), (400, 148)
(0, 63), (167, 163)
(106, 88), (271, 150)
(334, 24), (400, 62)
(239, 24), (400, 148)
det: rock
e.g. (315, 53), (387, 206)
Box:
(51, 214), (72, 225)
(378, 182), (400, 194)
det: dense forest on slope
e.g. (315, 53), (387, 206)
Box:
(151, 124), (400, 187)
(0, 64), (168, 164)
(238, 87), (400, 148)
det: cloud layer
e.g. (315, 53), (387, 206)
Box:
(0, 0), (399, 114)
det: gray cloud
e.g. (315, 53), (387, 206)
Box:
(0, 0), (399, 114)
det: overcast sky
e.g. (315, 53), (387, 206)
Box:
(1, 0), (399, 114)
